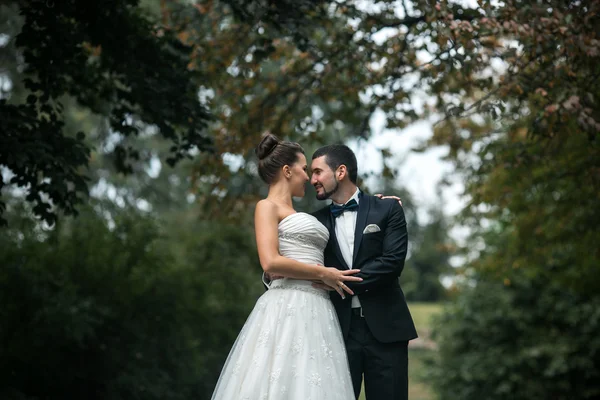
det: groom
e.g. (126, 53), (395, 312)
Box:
(310, 144), (418, 400)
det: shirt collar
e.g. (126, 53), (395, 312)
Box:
(333, 187), (361, 206)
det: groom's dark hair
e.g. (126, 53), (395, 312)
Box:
(312, 144), (358, 184)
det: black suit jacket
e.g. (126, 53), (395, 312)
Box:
(312, 192), (418, 343)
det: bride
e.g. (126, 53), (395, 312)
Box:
(210, 134), (359, 400)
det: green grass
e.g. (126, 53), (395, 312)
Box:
(407, 302), (444, 333)
(407, 349), (437, 400)
(357, 302), (443, 400)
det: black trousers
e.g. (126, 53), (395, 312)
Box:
(347, 311), (409, 400)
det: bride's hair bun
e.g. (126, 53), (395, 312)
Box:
(255, 133), (280, 160)
(255, 132), (304, 184)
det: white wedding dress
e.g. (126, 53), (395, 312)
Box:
(211, 212), (355, 400)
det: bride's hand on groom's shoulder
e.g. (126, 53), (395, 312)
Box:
(375, 193), (403, 206)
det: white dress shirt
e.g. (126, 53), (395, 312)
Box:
(333, 188), (362, 308)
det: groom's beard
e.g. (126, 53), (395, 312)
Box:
(315, 181), (339, 200)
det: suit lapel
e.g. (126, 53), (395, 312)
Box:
(321, 208), (349, 270)
(353, 192), (370, 263)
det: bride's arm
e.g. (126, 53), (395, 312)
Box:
(255, 200), (361, 296)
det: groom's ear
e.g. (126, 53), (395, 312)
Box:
(336, 164), (347, 180)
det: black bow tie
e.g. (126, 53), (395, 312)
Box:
(330, 199), (359, 217)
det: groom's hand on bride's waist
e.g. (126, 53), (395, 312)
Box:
(311, 281), (334, 291)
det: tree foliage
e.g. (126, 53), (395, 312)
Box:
(403, 205), (454, 302)
(424, 2), (600, 397)
(159, 0), (450, 213)
(425, 0), (600, 291)
(430, 273), (600, 400)
(0, 0), (212, 226)
(0, 203), (262, 400)
(181, 0), (599, 289)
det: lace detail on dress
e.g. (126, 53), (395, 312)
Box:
(278, 232), (326, 252)
(268, 284), (329, 299)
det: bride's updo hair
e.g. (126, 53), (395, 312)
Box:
(255, 133), (304, 184)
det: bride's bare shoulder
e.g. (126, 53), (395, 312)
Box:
(255, 199), (279, 219)
(256, 198), (277, 210)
